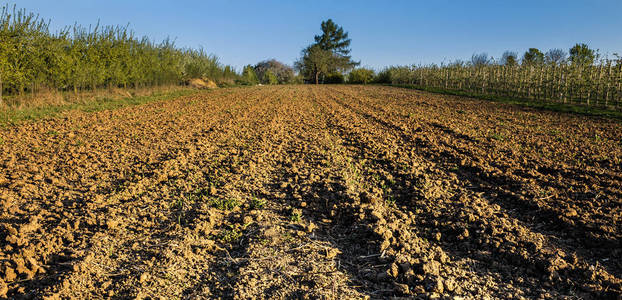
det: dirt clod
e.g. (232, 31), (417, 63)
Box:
(0, 85), (620, 299)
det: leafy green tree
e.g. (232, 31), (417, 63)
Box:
(0, 4), (238, 99)
(324, 72), (344, 84)
(569, 43), (596, 66)
(297, 19), (359, 83)
(263, 70), (278, 85)
(522, 48), (545, 65)
(240, 64), (258, 85)
(315, 19), (351, 55)
(314, 19), (359, 72)
(374, 69), (392, 84)
(253, 59), (294, 84)
(348, 68), (374, 84)
(295, 44), (332, 84)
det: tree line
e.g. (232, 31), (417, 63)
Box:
(3, 3), (620, 109)
(374, 45), (622, 107)
(292, 19), (622, 108)
(0, 4), (237, 104)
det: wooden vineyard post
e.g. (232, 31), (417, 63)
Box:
(597, 65), (603, 106)
(588, 67), (594, 106)
(527, 67), (531, 99)
(605, 64), (611, 106)
(538, 66), (543, 101)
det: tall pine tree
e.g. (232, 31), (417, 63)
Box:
(296, 19), (358, 83)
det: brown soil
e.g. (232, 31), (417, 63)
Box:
(0, 85), (620, 299)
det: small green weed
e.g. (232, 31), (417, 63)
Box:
(289, 209), (302, 222)
(490, 133), (505, 141)
(209, 197), (240, 210)
(250, 196), (266, 209)
(218, 226), (242, 243)
(385, 194), (396, 206)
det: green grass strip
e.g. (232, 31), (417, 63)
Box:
(386, 84), (622, 121)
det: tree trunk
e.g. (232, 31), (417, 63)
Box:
(0, 73), (3, 106)
(315, 72), (319, 85)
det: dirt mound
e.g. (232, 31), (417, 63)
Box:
(111, 88), (133, 98)
(188, 78), (218, 89)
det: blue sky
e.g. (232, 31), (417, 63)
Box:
(11, 0), (622, 71)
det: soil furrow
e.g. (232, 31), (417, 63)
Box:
(1, 85), (619, 299)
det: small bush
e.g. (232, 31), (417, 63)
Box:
(324, 73), (344, 84)
(374, 69), (392, 84)
(263, 70), (279, 85)
(348, 68), (375, 84)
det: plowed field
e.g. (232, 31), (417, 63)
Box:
(1, 85), (620, 299)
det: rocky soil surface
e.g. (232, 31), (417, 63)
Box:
(0, 85), (620, 299)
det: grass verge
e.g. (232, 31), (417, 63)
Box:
(0, 88), (202, 127)
(386, 84), (622, 121)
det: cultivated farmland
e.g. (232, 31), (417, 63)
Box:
(0, 85), (620, 299)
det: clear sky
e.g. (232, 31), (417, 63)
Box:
(11, 0), (622, 71)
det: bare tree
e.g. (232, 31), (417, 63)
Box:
(253, 59), (295, 84)
(471, 53), (490, 67)
(545, 49), (567, 65)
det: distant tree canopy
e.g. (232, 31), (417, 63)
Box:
(522, 48), (545, 65)
(471, 53), (490, 67)
(569, 43), (596, 66)
(296, 19), (359, 84)
(545, 49), (567, 65)
(500, 51), (518, 66)
(348, 68), (375, 84)
(240, 64), (258, 85)
(253, 59), (295, 84)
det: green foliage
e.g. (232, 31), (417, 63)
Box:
(209, 197), (240, 210)
(289, 208), (302, 222)
(253, 59), (294, 84)
(240, 64), (259, 85)
(218, 226), (242, 243)
(314, 19), (352, 56)
(249, 196), (266, 209)
(501, 51), (518, 66)
(0, 4), (237, 99)
(262, 70), (279, 85)
(522, 48), (545, 65)
(296, 19), (359, 84)
(348, 68), (375, 84)
(569, 43), (596, 66)
(295, 44), (332, 84)
(374, 69), (392, 84)
(292, 74), (304, 84)
(324, 72), (344, 84)
(378, 53), (622, 107)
